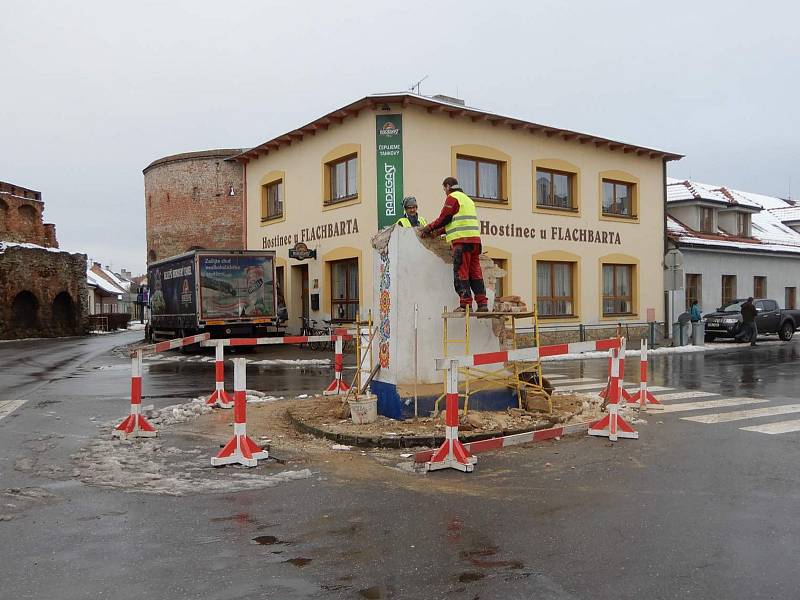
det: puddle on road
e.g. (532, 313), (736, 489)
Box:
(285, 557), (312, 567)
(458, 572), (486, 583)
(358, 586), (382, 599)
(252, 535), (287, 545)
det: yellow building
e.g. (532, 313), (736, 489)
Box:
(237, 93), (681, 333)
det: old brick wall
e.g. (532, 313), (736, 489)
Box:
(0, 182), (58, 247)
(0, 245), (88, 339)
(144, 149), (245, 264)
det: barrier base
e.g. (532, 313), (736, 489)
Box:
(211, 434), (268, 467)
(630, 390), (663, 411)
(588, 412), (639, 441)
(600, 386), (633, 402)
(322, 379), (350, 396)
(425, 438), (477, 473)
(112, 414), (157, 439)
(206, 389), (234, 409)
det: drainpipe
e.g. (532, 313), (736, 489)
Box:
(242, 162), (248, 249)
(662, 157), (669, 339)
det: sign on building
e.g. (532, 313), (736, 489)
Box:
(375, 114), (404, 229)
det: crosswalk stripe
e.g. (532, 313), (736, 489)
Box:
(625, 385), (673, 393)
(557, 382), (610, 391)
(544, 374), (567, 380)
(657, 391), (718, 401)
(552, 377), (603, 385)
(682, 403), (800, 424)
(0, 400), (27, 421)
(740, 419), (800, 434)
(663, 398), (768, 413)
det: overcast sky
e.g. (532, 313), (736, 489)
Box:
(2, 0), (798, 275)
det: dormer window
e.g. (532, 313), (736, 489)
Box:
(737, 212), (751, 237)
(700, 207), (714, 233)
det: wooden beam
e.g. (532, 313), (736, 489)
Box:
(608, 143), (622, 151)
(636, 149), (649, 156)
(578, 136), (591, 144)
(427, 105), (446, 114)
(449, 109), (466, 119)
(471, 113), (490, 122)
(595, 140), (610, 148)
(623, 146), (634, 154)
(561, 133), (577, 141)
(545, 129), (557, 138)
(527, 124), (544, 133)
(401, 97), (410, 108)
(649, 152), (660, 159)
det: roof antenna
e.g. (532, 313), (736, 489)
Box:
(409, 75), (428, 95)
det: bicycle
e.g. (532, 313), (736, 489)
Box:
(299, 316), (330, 351)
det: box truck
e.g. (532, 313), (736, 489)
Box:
(146, 250), (277, 342)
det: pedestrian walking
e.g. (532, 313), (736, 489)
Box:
(736, 297), (758, 346)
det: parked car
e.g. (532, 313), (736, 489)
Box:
(703, 298), (800, 342)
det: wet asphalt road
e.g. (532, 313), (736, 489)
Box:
(1, 332), (800, 599)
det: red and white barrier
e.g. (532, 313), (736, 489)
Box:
(617, 337), (633, 403)
(588, 348), (638, 441)
(323, 336), (350, 396)
(211, 358), (269, 467)
(414, 420), (592, 463)
(599, 337), (632, 402)
(206, 342), (233, 408)
(113, 350), (157, 439)
(433, 338), (620, 370)
(630, 338), (662, 411)
(425, 359), (477, 473)
(135, 333), (210, 356)
(202, 334), (350, 347)
(201, 333), (353, 397)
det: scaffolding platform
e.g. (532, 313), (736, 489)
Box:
(441, 310), (535, 319)
(435, 305), (551, 416)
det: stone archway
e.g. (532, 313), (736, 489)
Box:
(51, 291), (76, 333)
(11, 290), (40, 334)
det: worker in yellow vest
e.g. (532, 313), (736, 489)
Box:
(396, 196), (427, 228)
(420, 177), (488, 312)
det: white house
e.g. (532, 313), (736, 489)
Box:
(666, 178), (800, 316)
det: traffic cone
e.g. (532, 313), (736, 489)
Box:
(211, 358), (269, 467)
(113, 350), (157, 439)
(589, 348), (639, 441)
(425, 359), (477, 473)
(206, 342), (233, 408)
(323, 336), (350, 396)
(630, 338), (662, 411)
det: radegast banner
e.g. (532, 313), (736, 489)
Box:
(375, 114), (404, 228)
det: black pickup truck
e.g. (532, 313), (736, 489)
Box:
(703, 298), (800, 342)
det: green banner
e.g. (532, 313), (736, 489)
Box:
(375, 114), (404, 228)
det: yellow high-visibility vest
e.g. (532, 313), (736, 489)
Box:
(444, 191), (480, 243)
(396, 216), (427, 228)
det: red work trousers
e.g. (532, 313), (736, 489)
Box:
(452, 242), (487, 308)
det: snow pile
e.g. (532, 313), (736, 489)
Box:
(71, 438), (313, 496)
(72, 396), (312, 495)
(144, 398), (215, 426)
(143, 355), (331, 367)
(0, 241), (74, 255)
(251, 358), (331, 366)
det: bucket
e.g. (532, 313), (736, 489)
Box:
(348, 394), (378, 424)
